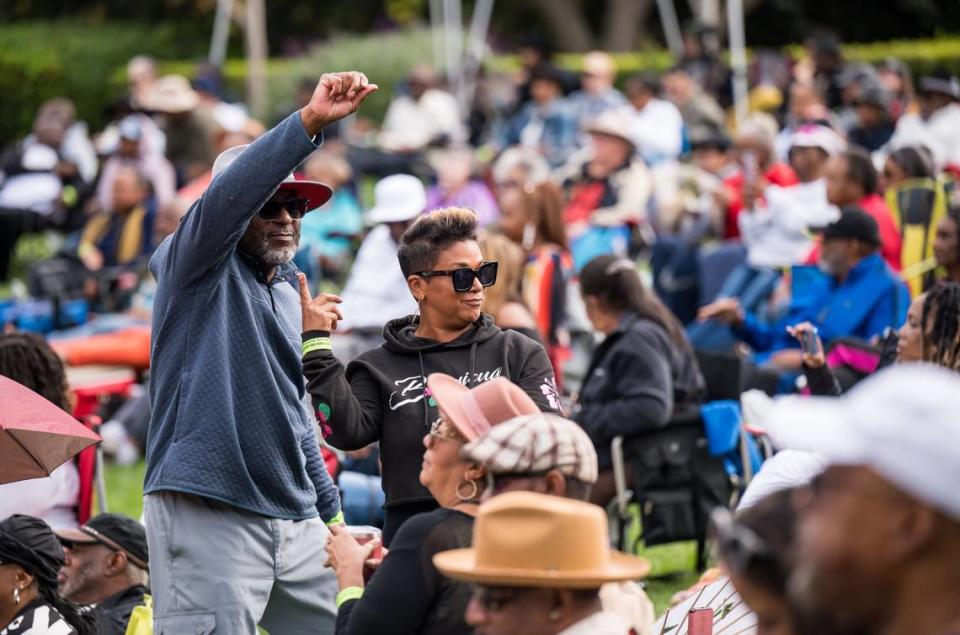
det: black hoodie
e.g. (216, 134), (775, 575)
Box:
(303, 314), (560, 508)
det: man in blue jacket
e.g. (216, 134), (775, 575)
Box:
(143, 71), (377, 634)
(699, 208), (909, 370)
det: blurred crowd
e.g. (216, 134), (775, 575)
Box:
(3, 23), (960, 635)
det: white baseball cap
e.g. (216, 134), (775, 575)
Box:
(765, 364), (960, 519)
(366, 174), (427, 224)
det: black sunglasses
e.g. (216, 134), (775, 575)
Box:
(258, 197), (310, 220)
(416, 261), (498, 292)
(472, 585), (527, 612)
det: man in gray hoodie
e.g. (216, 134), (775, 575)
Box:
(143, 71), (376, 634)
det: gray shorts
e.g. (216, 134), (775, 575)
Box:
(144, 492), (337, 634)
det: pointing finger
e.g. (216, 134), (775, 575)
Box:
(298, 273), (312, 304)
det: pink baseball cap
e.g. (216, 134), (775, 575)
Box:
(427, 374), (540, 441)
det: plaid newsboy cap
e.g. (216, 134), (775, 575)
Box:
(461, 413), (598, 484)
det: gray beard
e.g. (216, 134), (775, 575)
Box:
(257, 245), (297, 266)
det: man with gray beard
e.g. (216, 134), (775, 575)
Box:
(142, 72), (376, 634)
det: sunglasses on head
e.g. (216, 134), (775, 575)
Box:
(416, 261), (498, 293)
(709, 507), (774, 576)
(258, 197), (310, 220)
(428, 417), (465, 444)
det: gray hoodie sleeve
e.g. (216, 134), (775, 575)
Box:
(299, 418), (342, 522)
(151, 112), (321, 286)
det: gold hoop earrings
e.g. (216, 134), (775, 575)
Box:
(456, 478), (479, 502)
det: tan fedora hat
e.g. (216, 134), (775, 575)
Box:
(433, 491), (650, 588)
(426, 374), (539, 442)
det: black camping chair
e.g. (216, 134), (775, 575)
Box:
(608, 406), (736, 571)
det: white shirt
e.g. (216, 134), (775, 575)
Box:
(891, 102), (960, 169)
(628, 99), (684, 164)
(379, 89), (466, 151)
(738, 179), (838, 268)
(0, 462), (80, 529)
(337, 224), (418, 331)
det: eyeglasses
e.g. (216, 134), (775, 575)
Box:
(472, 585), (526, 612)
(709, 507), (773, 576)
(258, 197), (310, 220)
(429, 417), (465, 444)
(416, 262), (498, 293)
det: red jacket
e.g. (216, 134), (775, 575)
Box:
(806, 193), (902, 271)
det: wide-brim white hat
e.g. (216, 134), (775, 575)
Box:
(367, 174), (427, 224)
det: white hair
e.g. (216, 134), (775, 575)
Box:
(492, 146), (551, 187)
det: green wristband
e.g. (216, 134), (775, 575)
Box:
(302, 337), (332, 355)
(325, 511), (345, 527)
(336, 586), (364, 607)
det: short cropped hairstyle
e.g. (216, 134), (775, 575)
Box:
(397, 207), (479, 277)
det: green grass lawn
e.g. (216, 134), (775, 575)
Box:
(104, 461), (696, 614)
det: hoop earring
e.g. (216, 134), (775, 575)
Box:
(522, 222), (536, 251)
(456, 478), (479, 502)
(13, 587), (20, 605)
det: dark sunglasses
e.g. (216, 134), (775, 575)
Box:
(416, 261), (498, 292)
(258, 197), (310, 220)
(472, 585), (527, 612)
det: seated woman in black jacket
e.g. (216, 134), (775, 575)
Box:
(573, 254), (705, 505)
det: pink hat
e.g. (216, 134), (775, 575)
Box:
(427, 374), (539, 441)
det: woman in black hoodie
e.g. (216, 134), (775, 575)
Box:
(573, 254), (705, 505)
(300, 207), (559, 544)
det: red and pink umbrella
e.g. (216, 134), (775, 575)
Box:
(0, 375), (101, 485)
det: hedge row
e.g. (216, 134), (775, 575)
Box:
(0, 21), (206, 145)
(489, 36), (960, 77)
(3, 21), (960, 146)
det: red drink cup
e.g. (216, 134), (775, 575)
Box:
(346, 526), (383, 582)
(688, 608), (713, 635)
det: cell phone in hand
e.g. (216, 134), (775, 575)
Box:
(800, 328), (820, 356)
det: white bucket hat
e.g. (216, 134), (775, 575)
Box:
(366, 174), (427, 224)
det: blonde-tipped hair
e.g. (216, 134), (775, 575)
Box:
(398, 207), (479, 277)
